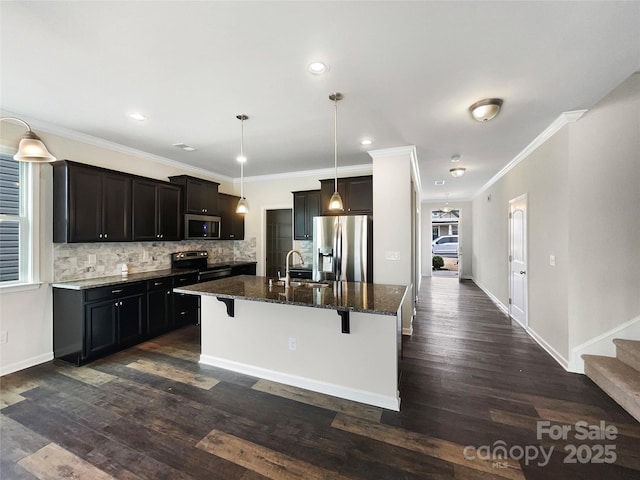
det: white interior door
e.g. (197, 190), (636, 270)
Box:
(509, 194), (528, 327)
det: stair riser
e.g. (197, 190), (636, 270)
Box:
(584, 363), (640, 423)
(617, 346), (640, 372)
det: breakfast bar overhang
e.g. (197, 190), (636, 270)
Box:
(174, 275), (407, 410)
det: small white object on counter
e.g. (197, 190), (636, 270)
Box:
(121, 263), (129, 277)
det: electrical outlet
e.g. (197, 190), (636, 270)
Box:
(549, 255), (556, 266)
(288, 337), (297, 351)
(0, 331), (8, 344)
(142, 250), (149, 261)
(88, 254), (97, 265)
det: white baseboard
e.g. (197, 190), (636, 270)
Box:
(200, 354), (401, 411)
(0, 352), (53, 377)
(568, 315), (640, 374)
(526, 326), (569, 370)
(471, 278), (509, 316)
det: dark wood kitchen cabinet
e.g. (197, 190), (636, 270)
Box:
(293, 190), (320, 240)
(147, 277), (173, 337)
(172, 272), (200, 327)
(53, 282), (147, 365)
(169, 175), (219, 215)
(217, 193), (245, 240)
(52, 160), (131, 243)
(132, 179), (181, 241)
(319, 175), (373, 216)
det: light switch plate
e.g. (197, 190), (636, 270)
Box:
(549, 255), (556, 266)
(88, 254), (97, 265)
(385, 251), (400, 261)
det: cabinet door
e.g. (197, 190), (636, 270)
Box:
(305, 191), (320, 237)
(117, 294), (145, 346)
(293, 192), (307, 240)
(148, 288), (171, 337)
(345, 176), (373, 214)
(218, 193), (244, 240)
(103, 173), (131, 241)
(85, 300), (117, 358)
(184, 178), (204, 213)
(202, 181), (219, 214)
(69, 167), (103, 242)
(158, 185), (181, 240)
(132, 179), (158, 240)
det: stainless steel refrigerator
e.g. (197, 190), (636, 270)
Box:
(312, 215), (373, 283)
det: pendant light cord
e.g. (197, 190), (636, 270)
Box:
(334, 96), (338, 193)
(240, 118), (244, 199)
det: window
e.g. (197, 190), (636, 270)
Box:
(0, 154), (35, 286)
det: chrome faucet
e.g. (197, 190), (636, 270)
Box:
(285, 249), (304, 288)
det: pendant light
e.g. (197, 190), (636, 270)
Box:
(0, 117), (56, 162)
(235, 114), (249, 215)
(328, 92), (344, 211)
(441, 193), (452, 213)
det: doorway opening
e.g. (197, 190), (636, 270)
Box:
(265, 209), (292, 279)
(431, 208), (460, 279)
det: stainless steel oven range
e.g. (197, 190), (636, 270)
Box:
(170, 250), (232, 282)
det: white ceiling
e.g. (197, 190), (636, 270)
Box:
(2, 1), (639, 201)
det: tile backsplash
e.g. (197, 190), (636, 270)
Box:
(53, 238), (256, 282)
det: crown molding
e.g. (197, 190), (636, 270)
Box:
(473, 110), (588, 199)
(239, 163), (373, 184)
(0, 109), (234, 183)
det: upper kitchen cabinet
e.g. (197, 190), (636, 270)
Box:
(319, 175), (373, 216)
(293, 190), (320, 240)
(217, 193), (245, 240)
(52, 160), (131, 243)
(169, 175), (219, 215)
(132, 179), (181, 241)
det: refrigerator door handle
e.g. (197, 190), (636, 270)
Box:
(333, 221), (340, 278)
(336, 221), (343, 280)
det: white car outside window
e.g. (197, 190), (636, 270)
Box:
(432, 235), (459, 255)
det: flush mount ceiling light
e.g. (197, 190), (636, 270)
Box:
(360, 138), (373, 146)
(328, 92), (344, 211)
(0, 117), (56, 162)
(469, 98), (503, 122)
(450, 167), (466, 178)
(450, 154), (461, 162)
(308, 61), (329, 75)
(235, 114), (249, 215)
(128, 112), (146, 121)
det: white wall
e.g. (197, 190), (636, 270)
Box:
(370, 147), (418, 334)
(470, 72), (639, 367)
(567, 73), (640, 350)
(421, 201), (473, 279)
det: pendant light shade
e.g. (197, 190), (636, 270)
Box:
(1, 117), (56, 162)
(328, 92), (344, 212)
(235, 114), (249, 215)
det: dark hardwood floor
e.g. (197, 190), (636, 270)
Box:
(2, 277), (639, 479)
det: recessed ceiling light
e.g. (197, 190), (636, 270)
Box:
(435, 180), (446, 186)
(450, 154), (461, 162)
(308, 61), (329, 75)
(173, 143), (197, 152)
(361, 139), (373, 146)
(128, 112), (146, 121)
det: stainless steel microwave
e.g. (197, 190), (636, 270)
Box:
(184, 214), (221, 240)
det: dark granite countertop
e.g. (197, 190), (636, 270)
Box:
(174, 275), (407, 316)
(51, 268), (199, 290)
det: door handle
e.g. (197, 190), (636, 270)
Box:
(520, 271), (526, 275)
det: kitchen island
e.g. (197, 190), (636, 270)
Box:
(174, 275), (407, 410)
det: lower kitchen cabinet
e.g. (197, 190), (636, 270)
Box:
(147, 278), (173, 337)
(53, 273), (201, 365)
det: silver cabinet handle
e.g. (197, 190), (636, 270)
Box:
(119, 301), (123, 306)
(111, 289), (123, 293)
(99, 234), (103, 238)
(104, 233), (108, 238)
(154, 282), (163, 286)
(114, 302), (118, 306)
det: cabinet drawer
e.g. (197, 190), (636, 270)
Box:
(173, 273), (199, 287)
(174, 291), (199, 311)
(84, 282), (146, 303)
(289, 269), (312, 280)
(147, 277), (172, 291)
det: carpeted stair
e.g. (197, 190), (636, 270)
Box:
(583, 339), (640, 423)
